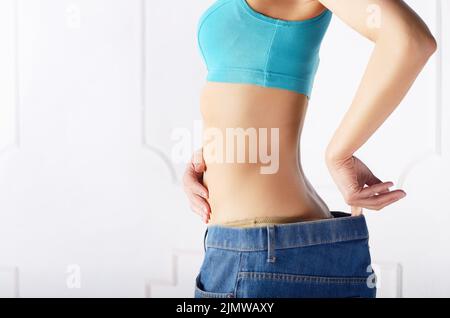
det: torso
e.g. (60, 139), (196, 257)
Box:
(200, 0), (332, 224)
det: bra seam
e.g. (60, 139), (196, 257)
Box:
(263, 20), (280, 87)
(198, 0), (233, 32)
(208, 67), (312, 82)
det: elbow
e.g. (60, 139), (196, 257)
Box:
(426, 34), (438, 56)
(381, 20), (438, 63)
(398, 32), (437, 62)
(419, 33), (437, 57)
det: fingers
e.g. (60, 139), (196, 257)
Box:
(359, 181), (394, 197)
(183, 148), (210, 223)
(186, 173), (209, 198)
(188, 193), (211, 223)
(183, 166), (210, 223)
(344, 180), (407, 211)
(351, 188), (406, 211)
(377, 187), (391, 194)
(192, 148), (206, 173)
(365, 174), (383, 186)
(182, 162), (209, 199)
(363, 189), (407, 210)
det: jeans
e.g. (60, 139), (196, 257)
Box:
(194, 211), (377, 298)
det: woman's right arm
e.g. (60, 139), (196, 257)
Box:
(319, 0), (437, 214)
(182, 148), (211, 223)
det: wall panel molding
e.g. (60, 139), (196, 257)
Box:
(145, 249), (202, 298)
(371, 262), (403, 298)
(434, 0), (443, 156)
(140, 0), (177, 184)
(0, 0), (20, 157)
(0, 266), (20, 298)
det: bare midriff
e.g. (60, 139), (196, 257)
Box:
(200, 82), (333, 225)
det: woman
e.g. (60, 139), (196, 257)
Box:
(183, 0), (436, 298)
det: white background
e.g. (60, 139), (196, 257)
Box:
(0, 0), (448, 297)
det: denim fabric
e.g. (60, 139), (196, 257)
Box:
(194, 211), (377, 298)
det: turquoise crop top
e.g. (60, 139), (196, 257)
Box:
(197, 0), (332, 98)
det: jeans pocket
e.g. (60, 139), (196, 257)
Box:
(194, 273), (235, 298)
(235, 272), (376, 298)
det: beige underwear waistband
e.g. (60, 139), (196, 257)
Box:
(217, 215), (330, 228)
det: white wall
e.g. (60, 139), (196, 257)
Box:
(0, 0), (448, 298)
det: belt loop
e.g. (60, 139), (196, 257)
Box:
(203, 228), (209, 252)
(267, 225), (276, 263)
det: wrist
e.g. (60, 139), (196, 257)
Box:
(325, 146), (353, 166)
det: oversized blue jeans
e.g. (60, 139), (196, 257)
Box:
(194, 211), (377, 298)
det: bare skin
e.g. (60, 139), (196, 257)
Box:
(183, 0), (436, 224)
(199, 83), (332, 225)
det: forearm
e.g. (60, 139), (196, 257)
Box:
(320, 0), (437, 162)
(326, 33), (436, 162)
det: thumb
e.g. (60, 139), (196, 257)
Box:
(192, 148), (206, 173)
(194, 161), (206, 173)
(365, 172), (382, 187)
(351, 205), (363, 216)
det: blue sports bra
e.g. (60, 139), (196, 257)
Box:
(197, 0), (332, 98)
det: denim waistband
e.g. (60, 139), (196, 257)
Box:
(204, 211), (369, 252)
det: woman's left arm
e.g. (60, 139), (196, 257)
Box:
(319, 0), (437, 213)
(320, 0), (437, 162)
